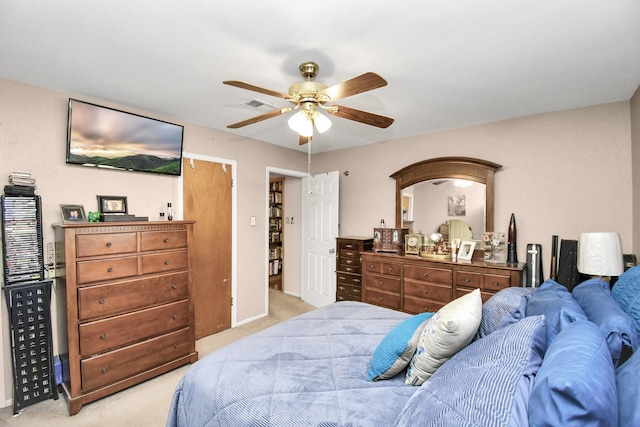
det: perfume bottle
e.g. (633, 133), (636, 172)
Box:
(167, 203), (173, 221)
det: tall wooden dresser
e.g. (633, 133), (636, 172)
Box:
(53, 221), (198, 415)
(336, 237), (373, 302)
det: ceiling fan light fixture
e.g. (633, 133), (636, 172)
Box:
(314, 110), (332, 133)
(288, 110), (314, 136)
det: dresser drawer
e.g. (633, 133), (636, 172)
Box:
(140, 250), (188, 275)
(456, 270), (482, 288)
(403, 280), (451, 303)
(338, 241), (363, 251)
(364, 274), (401, 293)
(339, 261), (362, 275)
(76, 233), (137, 258)
(77, 256), (138, 284)
(336, 272), (362, 287)
(482, 274), (511, 292)
(455, 288), (494, 303)
(364, 259), (383, 274)
(77, 271), (189, 320)
(364, 288), (401, 310)
(337, 283), (362, 298)
(339, 248), (360, 260)
(140, 230), (187, 251)
(382, 262), (402, 276)
(404, 265), (452, 285)
(403, 295), (446, 314)
(79, 300), (190, 356)
(80, 327), (190, 392)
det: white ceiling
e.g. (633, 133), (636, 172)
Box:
(1, 1), (638, 153)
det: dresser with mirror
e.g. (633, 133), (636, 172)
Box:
(361, 157), (526, 313)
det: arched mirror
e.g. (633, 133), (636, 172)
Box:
(391, 157), (501, 242)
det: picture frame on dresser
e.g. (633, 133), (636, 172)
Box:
(458, 241), (476, 261)
(97, 195), (128, 214)
(60, 204), (87, 223)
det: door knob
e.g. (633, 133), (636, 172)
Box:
(329, 248), (336, 254)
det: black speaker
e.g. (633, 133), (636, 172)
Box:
(526, 243), (544, 287)
(556, 239), (579, 291)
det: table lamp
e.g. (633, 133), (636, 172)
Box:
(577, 232), (624, 281)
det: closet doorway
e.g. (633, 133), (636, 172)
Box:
(183, 155), (234, 339)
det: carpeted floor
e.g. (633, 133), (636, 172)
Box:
(0, 290), (314, 427)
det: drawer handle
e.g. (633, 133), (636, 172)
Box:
(353, 278), (361, 283)
(102, 368), (108, 374)
(423, 273), (429, 277)
(164, 237), (169, 243)
(106, 242), (112, 247)
(388, 267), (394, 272)
(379, 297), (384, 301)
(100, 333), (106, 340)
(492, 281), (500, 286)
(107, 267), (113, 273)
(378, 281), (384, 286)
(338, 286), (345, 291)
(172, 284), (177, 289)
(423, 289), (429, 294)
(346, 260), (353, 264)
(99, 298), (105, 304)
(370, 264), (375, 268)
(346, 244), (354, 248)
(354, 288), (361, 294)
(164, 260), (170, 265)
(172, 314), (177, 319)
(173, 344), (179, 349)
(465, 278), (470, 282)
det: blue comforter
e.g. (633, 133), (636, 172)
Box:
(167, 301), (417, 427)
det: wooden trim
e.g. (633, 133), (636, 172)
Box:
(390, 157), (501, 231)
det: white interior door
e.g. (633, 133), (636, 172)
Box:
(301, 171), (339, 307)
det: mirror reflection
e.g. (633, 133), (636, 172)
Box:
(402, 179), (485, 242)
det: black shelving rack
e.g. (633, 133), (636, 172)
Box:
(1, 195), (57, 414)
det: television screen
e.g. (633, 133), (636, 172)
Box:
(66, 99), (184, 176)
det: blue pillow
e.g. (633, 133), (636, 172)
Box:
(528, 320), (617, 427)
(367, 312), (434, 381)
(526, 279), (587, 348)
(475, 286), (536, 340)
(573, 278), (639, 367)
(395, 315), (546, 427)
(617, 345), (640, 427)
(612, 265), (640, 337)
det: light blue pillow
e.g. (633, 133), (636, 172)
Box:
(612, 265), (640, 337)
(573, 278), (639, 367)
(367, 312), (434, 381)
(475, 286), (536, 340)
(395, 315), (546, 427)
(528, 320), (617, 427)
(526, 279), (587, 348)
(617, 344), (640, 427)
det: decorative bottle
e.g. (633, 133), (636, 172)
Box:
(167, 203), (173, 221)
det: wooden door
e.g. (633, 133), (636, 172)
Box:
(183, 158), (232, 338)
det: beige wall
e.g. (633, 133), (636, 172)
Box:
(313, 101), (634, 271)
(631, 86), (640, 252)
(0, 78), (307, 404)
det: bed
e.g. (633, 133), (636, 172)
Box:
(167, 275), (640, 427)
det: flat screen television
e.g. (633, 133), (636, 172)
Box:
(66, 99), (184, 176)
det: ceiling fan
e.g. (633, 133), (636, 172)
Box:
(223, 62), (394, 145)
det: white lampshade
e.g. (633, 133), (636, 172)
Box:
(577, 232), (624, 276)
(313, 110), (332, 133)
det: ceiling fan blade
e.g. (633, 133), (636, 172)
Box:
(223, 80), (290, 100)
(328, 105), (394, 128)
(299, 135), (312, 145)
(227, 107), (292, 129)
(319, 72), (388, 102)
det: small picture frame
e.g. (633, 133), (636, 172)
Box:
(458, 240), (476, 261)
(97, 195), (128, 215)
(60, 204), (87, 223)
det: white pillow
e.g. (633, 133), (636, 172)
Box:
(406, 288), (483, 385)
